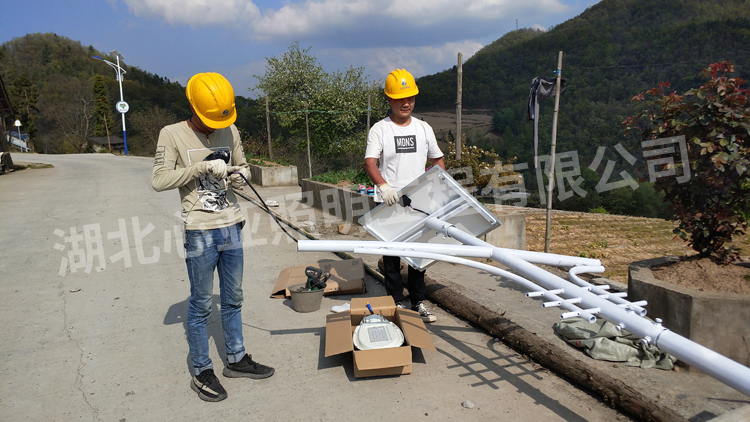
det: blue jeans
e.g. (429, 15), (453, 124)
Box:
(184, 222), (246, 375)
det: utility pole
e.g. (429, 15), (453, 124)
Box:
(304, 101), (312, 178)
(456, 52), (463, 161)
(103, 104), (112, 152)
(544, 51), (564, 254)
(265, 95), (273, 160)
(367, 94), (371, 134)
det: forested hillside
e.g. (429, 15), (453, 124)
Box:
(417, 0), (750, 168)
(0, 33), (263, 155)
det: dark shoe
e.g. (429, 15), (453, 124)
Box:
(191, 369), (227, 402)
(223, 354), (275, 379)
(415, 301), (437, 323)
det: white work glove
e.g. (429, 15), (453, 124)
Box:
(203, 159), (227, 179)
(379, 183), (399, 206)
(227, 166), (250, 189)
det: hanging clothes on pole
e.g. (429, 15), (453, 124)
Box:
(527, 76), (567, 168)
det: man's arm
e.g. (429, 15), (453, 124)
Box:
(364, 157), (386, 187)
(228, 126), (251, 187)
(230, 126), (249, 169)
(430, 157), (446, 170)
(365, 157), (400, 205)
(151, 128), (205, 192)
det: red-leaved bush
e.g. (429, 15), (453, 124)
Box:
(624, 62), (750, 261)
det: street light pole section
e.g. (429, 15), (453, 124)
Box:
(113, 51), (128, 156)
(92, 51), (129, 155)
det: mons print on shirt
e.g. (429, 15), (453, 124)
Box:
(394, 135), (417, 153)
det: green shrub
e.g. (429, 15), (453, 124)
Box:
(443, 136), (515, 191)
(309, 168), (371, 185)
(589, 206), (609, 214)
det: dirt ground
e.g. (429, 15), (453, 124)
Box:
(414, 111), (495, 138)
(493, 206), (750, 293)
(652, 256), (750, 294)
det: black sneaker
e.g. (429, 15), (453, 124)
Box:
(415, 301), (437, 323)
(191, 369), (227, 402)
(223, 354), (275, 379)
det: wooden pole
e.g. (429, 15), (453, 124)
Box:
(265, 95), (273, 160)
(367, 93), (371, 134)
(103, 111), (111, 153)
(544, 51), (564, 254)
(305, 101), (312, 178)
(456, 52), (463, 161)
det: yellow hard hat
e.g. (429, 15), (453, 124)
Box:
(384, 69), (419, 99)
(186, 72), (237, 129)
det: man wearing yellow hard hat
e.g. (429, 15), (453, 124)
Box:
(152, 72), (274, 402)
(364, 69), (445, 323)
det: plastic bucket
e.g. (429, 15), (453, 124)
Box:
(289, 283), (324, 313)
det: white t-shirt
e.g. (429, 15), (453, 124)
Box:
(365, 116), (443, 195)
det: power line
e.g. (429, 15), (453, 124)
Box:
(269, 108), (371, 115)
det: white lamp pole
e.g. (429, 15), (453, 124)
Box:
(13, 119), (26, 152)
(93, 51), (129, 155)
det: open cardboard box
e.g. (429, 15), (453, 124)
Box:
(271, 258), (366, 298)
(325, 296), (436, 378)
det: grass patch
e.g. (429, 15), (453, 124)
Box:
(309, 168), (371, 186)
(6, 162), (53, 171)
(518, 210), (750, 283)
(246, 155), (292, 167)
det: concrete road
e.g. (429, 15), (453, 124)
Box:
(0, 153), (630, 421)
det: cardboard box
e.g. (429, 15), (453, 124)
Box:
(325, 296), (436, 378)
(271, 259), (366, 298)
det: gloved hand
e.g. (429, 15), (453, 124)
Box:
(203, 159), (227, 179)
(379, 183), (399, 206)
(227, 166), (250, 189)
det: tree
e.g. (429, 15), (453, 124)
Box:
(128, 105), (178, 155)
(0, 33), (189, 155)
(92, 75), (115, 146)
(625, 62), (750, 261)
(254, 42), (387, 162)
(10, 73), (40, 151)
(41, 75), (95, 153)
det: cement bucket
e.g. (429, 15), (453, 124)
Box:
(289, 283), (324, 313)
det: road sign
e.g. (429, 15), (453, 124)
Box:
(116, 101), (129, 114)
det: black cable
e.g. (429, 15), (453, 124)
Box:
(399, 195), (430, 216)
(231, 172), (299, 243)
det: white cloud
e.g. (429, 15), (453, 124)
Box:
(315, 40), (485, 82)
(119, 0), (585, 92)
(122, 0), (260, 26)
(121, 0), (570, 42)
(234, 40), (484, 96)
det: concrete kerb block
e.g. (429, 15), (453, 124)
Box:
(482, 213), (526, 250)
(300, 179), (377, 226)
(629, 256), (750, 367)
(248, 163), (298, 187)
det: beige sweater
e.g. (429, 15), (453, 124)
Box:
(152, 121), (248, 230)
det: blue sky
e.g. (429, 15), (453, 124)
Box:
(1, 0), (600, 97)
